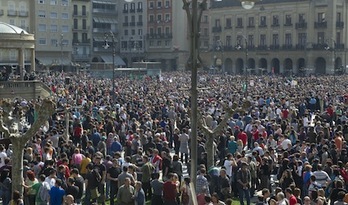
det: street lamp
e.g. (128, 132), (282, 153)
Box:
(236, 35), (248, 97)
(104, 31), (116, 101)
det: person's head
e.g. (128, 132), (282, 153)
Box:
(55, 179), (63, 187)
(276, 192), (285, 201)
(304, 196), (311, 205)
(219, 169), (227, 177)
(211, 193), (220, 203)
(285, 188), (293, 198)
(12, 190), (22, 201)
(338, 191), (346, 201)
(135, 181), (142, 190)
(124, 177), (131, 186)
(293, 188), (301, 198)
(26, 170), (35, 181)
(64, 194), (75, 204)
(262, 188), (270, 199)
(142, 155), (149, 163)
(49, 169), (57, 177)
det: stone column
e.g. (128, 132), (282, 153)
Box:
(18, 48), (25, 80)
(31, 49), (36, 72)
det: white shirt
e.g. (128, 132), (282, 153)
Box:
(223, 160), (233, 177)
(281, 139), (292, 150)
(0, 151), (7, 168)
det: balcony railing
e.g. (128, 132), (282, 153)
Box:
(72, 54), (90, 61)
(235, 25), (243, 28)
(93, 28), (118, 33)
(269, 45), (280, 50)
(123, 9), (128, 13)
(282, 44), (293, 50)
(212, 26), (222, 33)
(223, 46), (234, 51)
(336, 43), (345, 49)
(130, 9), (135, 13)
(224, 26), (232, 29)
(257, 45), (268, 50)
(336, 21), (344, 29)
(73, 11), (88, 17)
(92, 8), (117, 15)
(0, 9), (4, 16)
(271, 23), (280, 27)
(247, 25), (255, 28)
(284, 23), (293, 27)
(123, 22), (129, 26)
(295, 44), (306, 50)
(7, 10), (17, 16)
(312, 43), (325, 50)
(18, 11), (28, 17)
(146, 33), (173, 39)
(130, 22), (136, 26)
(259, 24), (267, 28)
(72, 26), (89, 31)
(314, 21), (327, 29)
(137, 8), (143, 12)
(295, 22), (307, 29)
(137, 22), (143, 26)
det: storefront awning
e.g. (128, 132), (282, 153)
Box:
(100, 55), (126, 66)
(93, 17), (117, 24)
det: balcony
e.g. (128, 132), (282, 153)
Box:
(212, 26), (222, 33)
(247, 45), (255, 50)
(312, 43), (325, 50)
(295, 44), (306, 50)
(130, 22), (136, 26)
(72, 54), (90, 61)
(146, 33), (173, 39)
(73, 12), (88, 17)
(269, 45), (280, 50)
(314, 21), (327, 29)
(92, 8), (117, 15)
(223, 46), (234, 51)
(336, 21), (344, 29)
(284, 23), (293, 27)
(0, 9), (4, 16)
(247, 25), (255, 28)
(336, 43), (345, 49)
(235, 25), (243, 28)
(18, 11), (28, 17)
(271, 23), (280, 27)
(224, 26), (232, 30)
(93, 28), (118, 33)
(137, 22), (143, 26)
(257, 45), (268, 50)
(295, 22), (307, 29)
(137, 8), (143, 12)
(123, 22), (129, 26)
(72, 26), (89, 31)
(130, 9), (135, 13)
(259, 24), (267, 28)
(123, 9), (128, 13)
(282, 44), (293, 50)
(7, 10), (17, 16)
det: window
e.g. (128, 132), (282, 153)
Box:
(248, 35), (254, 47)
(131, 15), (136, 23)
(165, 1), (170, 8)
(50, 12), (58, 19)
(157, 41), (161, 46)
(157, 27), (161, 34)
(157, 15), (162, 22)
(82, 33), (88, 41)
(38, 24), (46, 32)
(124, 16), (129, 23)
(226, 36), (231, 46)
(237, 18), (243, 27)
(285, 15), (292, 25)
(62, 13), (68, 19)
(285, 33), (292, 45)
(50, 0), (57, 5)
(317, 32), (325, 44)
(149, 15), (154, 22)
(157, 1), (162, 8)
(138, 15), (143, 23)
(124, 30), (128, 35)
(215, 19), (220, 27)
(260, 34), (266, 46)
(248, 17), (254, 27)
(51, 39), (58, 46)
(82, 6), (86, 15)
(337, 32), (341, 44)
(61, 0), (68, 6)
(165, 27), (170, 34)
(337, 12), (342, 22)
(131, 3), (135, 10)
(138, 29), (142, 35)
(10, 50), (16, 61)
(165, 40), (170, 46)
(20, 20), (26, 29)
(131, 29), (135, 35)
(38, 38), (47, 45)
(318, 12), (325, 22)
(38, 10), (46, 18)
(165, 14), (170, 22)
(61, 25), (69, 32)
(73, 5), (78, 15)
(204, 15), (208, 23)
(299, 14), (305, 23)
(83, 19), (87, 29)
(74, 19), (78, 29)
(73, 33), (78, 42)
(298, 33), (306, 45)
(150, 28), (154, 34)
(225, 18), (232, 28)
(260, 16), (266, 26)
(138, 2), (142, 9)
(62, 39), (68, 45)
(204, 28), (208, 36)
(272, 15), (279, 25)
(9, 19), (15, 26)
(38, 0), (45, 4)
(149, 1), (154, 9)
(149, 40), (154, 46)
(51, 25), (58, 32)
(124, 3), (128, 11)
(272, 34), (279, 45)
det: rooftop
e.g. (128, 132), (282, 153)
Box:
(0, 22), (29, 35)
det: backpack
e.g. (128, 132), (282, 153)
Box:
(38, 182), (50, 202)
(92, 169), (102, 183)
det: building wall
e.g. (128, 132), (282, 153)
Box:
(209, 0), (348, 75)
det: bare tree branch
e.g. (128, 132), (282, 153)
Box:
(0, 118), (10, 138)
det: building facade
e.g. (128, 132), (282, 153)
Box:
(208, 0), (348, 75)
(118, 0), (146, 67)
(0, 0), (32, 70)
(71, 0), (92, 67)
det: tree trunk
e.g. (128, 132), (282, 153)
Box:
(206, 134), (214, 169)
(11, 137), (24, 195)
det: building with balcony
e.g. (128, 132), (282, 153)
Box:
(90, 0), (125, 69)
(0, 0), (31, 70)
(119, 0), (147, 67)
(208, 0), (348, 75)
(29, 0), (73, 71)
(72, 0), (92, 66)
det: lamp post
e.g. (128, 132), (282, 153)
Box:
(236, 35), (248, 97)
(215, 40), (224, 73)
(59, 34), (64, 72)
(104, 31), (116, 101)
(324, 38), (337, 88)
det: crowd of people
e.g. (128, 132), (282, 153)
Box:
(1, 71), (348, 205)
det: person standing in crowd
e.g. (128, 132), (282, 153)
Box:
(163, 173), (178, 205)
(49, 179), (65, 205)
(141, 155), (154, 200)
(108, 158), (122, 205)
(117, 178), (135, 205)
(134, 181), (145, 205)
(237, 162), (251, 205)
(151, 172), (164, 205)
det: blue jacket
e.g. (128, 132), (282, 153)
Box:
(135, 189), (145, 205)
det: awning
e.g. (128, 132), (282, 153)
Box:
(93, 17), (117, 24)
(100, 55), (126, 66)
(93, 0), (116, 5)
(36, 57), (70, 66)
